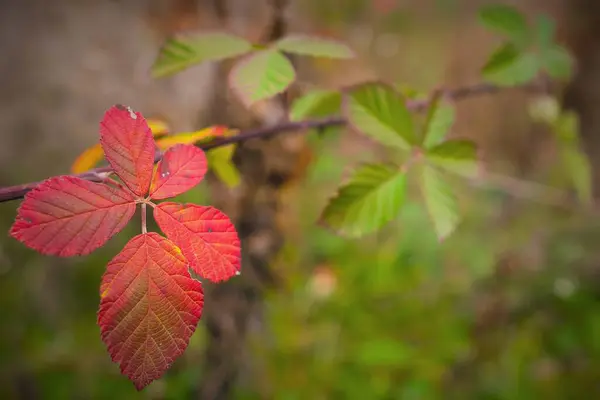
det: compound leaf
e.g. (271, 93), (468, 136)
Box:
(100, 105), (156, 197)
(10, 176), (136, 256)
(422, 98), (456, 148)
(274, 34), (354, 59)
(482, 43), (539, 86)
(229, 49), (296, 107)
(426, 139), (480, 178)
(154, 203), (242, 282)
(98, 233), (204, 390)
(153, 32), (253, 78)
(149, 144), (208, 200)
(419, 165), (460, 240)
(320, 163), (407, 237)
(345, 83), (415, 150)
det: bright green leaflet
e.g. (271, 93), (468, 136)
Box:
(320, 163), (407, 237)
(422, 98), (456, 148)
(152, 32), (253, 78)
(345, 83), (415, 150)
(478, 4), (529, 45)
(274, 35), (354, 59)
(207, 146), (240, 188)
(229, 49), (296, 106)
(541, 46), (573, 80)
(426, 139), (479, 178)
(482, 43), (539, 86)
(290, 90), (342, 121)
(419, 165), (460, 240)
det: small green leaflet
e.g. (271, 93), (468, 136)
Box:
(152, 32), (253, 78)
(421, 96), (456, 148)
(426, 139), (479, 178)
(229, 49), (296, 106)
(289, 90), (342, 121)
(419, 165), (460, 240)
(344, 83), (415, 151)
(320, 163), (407, 237)
(207, 146), (240, 188)
(478, 4), (528, 45)
(541, 46), (573, 79)
(482, 43), (539, 86)
(561, 147), (592, 205)
(274, 34), (354, 59)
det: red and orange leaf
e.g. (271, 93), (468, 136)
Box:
(70, 118), (170, 174)
(155, 125), (229, 150)
(153, 202), (241, 282)
(99, 105), (156, 197)
(98, 233), (203, 390)
(149, 144), (208, 200)
(10, 176), (136, 256)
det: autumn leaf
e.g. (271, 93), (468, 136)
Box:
(99, 105), (156, 196)
(155, 125), (228, 150)
(10, 176), (136, 256)
(153, 202), (241, 282)
(149, 144), (208, 200)
(98, 233), (204, 390)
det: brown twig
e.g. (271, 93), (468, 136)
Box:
(0, 81), (547, 203)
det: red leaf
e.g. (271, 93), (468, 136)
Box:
(149, 144), (208, 200)
(153, 202), (241, 282)
(10, 176), (136, 256)
(100, 105), (156, 197)
(98, 233), (203, 390)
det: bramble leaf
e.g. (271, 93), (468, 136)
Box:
(229, 49), (296, 106)
(541, 45), (573, 80)
(154, 203), (242, 282)
(149, 144), (208, 200)
(71, 118), (170, 174)
(419, 165), (460, 240)
(274, 34), (354, 59)
(207, 146), (240, 188)
(152, 32), (253, 78)
(320, 163), (407, 237)
(290, 90), (342, 121)
(422, 98), (456, 148)
(98, 233), (204, 390)
(482, 43), (539, 86)
(10, 176), (136, 256)
(478, 4), (528, 44)
(155, 126), (228, 150)
(344, 83), (415, 150)
(426, 139), (480, 178)
(100, 105), (156, 197)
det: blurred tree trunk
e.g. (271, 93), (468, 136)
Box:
(562, 0), (600, 198)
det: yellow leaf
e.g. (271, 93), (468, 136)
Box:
(147, 118), (170, 136)
(156, 126), (231, 150)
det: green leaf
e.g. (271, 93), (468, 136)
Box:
(561, 147), (592, 205)
(422, 98), (456, 148)
(321, 163), (407, 237)
(482, 43), (539, 86)
(289, 90), (342, 121)
(419, 165), (460, 240)
(207, 145), (241, 188)
(229, 50), (296, 106)
(534, 15), (556, 50)
(478, 4), (529, 44)
(426, 139), (480, 177)
(554, 112), (579, 143)
(542, 45), (574, 80)
(274, 35), (354, 59)
(344, 83), (415, 150)
(152, 32), (253, 78)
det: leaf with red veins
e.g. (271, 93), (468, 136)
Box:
(10, 176), (136, 256)
(153, 202), (241, 282)
(100, 104), (156, 197)
(98, 232), (204, 390)
(149, 144), (208, 200)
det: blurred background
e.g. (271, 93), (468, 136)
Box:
(1, 0), (600, 398)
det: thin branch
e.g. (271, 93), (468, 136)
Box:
(0, 81), (548, 203)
